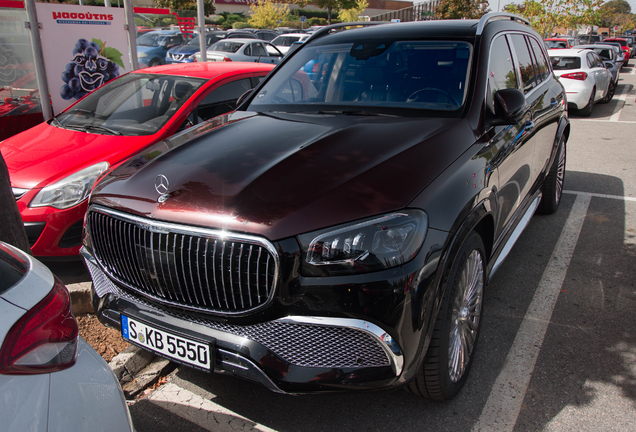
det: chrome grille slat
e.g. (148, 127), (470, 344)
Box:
(87, 207), (278, 315)
(247, 245), (253, 308)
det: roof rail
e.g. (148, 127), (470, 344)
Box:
(305, 21), (391, 44)
(475, 12), (531, 36)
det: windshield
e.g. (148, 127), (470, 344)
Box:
(546, 40), (568, 49)
(209, 40), (244, 53)
(187, 35), (201, 45)
(592, 48), (613, 60)
(248, 40), (472, 115)
(550, 56), (581, 70)
(137, 33), (164, 47)
(54, 73), (205, 136)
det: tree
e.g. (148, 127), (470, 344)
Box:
(602, 0), (631, 14)
(599, 0), (634, 28)
(290, 0), (357, 24)
(248, 0), (290, 29)
(338, 0), (369, 22)
(0, 154), (29, 254)
(505, 0), (603, 38)
(436, 0), (490, 19)
(154, 0), (215, 16)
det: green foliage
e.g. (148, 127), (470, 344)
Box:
(248, 0), (290, 29)
(505, 0), (604, 37)
(338, 0), (368, 22)
(289, 0), (357, 24)
(435, 0), (490, 19)
(602, 0), (631, 14)
(214, 12), (248, 29)
(232, 22), (253, 29)
(152, 15), (178, 27)
(291, 9), (330, 19)
(308, 17), (328, 26)
(599, 0), (635, 28)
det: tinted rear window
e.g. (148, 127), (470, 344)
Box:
(550, 56), (581, 70)
(0, 244), (28, 294)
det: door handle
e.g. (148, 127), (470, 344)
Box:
(523, 121), (535, 132)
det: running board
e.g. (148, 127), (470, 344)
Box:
(489, 194), (542, 281)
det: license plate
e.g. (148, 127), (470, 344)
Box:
(121, 315), (211, 370)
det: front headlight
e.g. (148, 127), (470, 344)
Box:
(298, 210), (428, 276)
(137, 52), (148, 59)
(29, 162), (109, 210)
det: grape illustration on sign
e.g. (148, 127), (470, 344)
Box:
(60, 38), (125, 100)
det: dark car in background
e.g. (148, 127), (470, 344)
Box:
(165, 31), (227, 64)
(83, 13), (569, 400)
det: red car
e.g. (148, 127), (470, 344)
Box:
(602, 37), (630, 61)
(544, 37), (576, 49)
(1, 62), (274, 258)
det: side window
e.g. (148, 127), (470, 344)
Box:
(528, 37), (549, 82)
(252, 43), (267, 57)
(244, 44), (252, 56)
(196, 78), (251, 121)
(487, 35), (518, 113)
(592, 53), (603, 68)
(510, 34), (538, 94)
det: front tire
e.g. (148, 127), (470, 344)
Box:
(408, 232), (486, 400)
(538, 135), (566, 214)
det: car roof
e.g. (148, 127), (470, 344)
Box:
(146, 30), (182, 35)
(214, 38), (263, 44)
(603, 37), (627, 42)
(130, 62), (275, 79)
(545, 38), (570, 41)
(547, 48), (590, 56)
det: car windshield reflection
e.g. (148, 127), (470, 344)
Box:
(54, 74), (205, 136)
(249, 40), (472, 115)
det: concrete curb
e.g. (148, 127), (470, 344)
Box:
(69, 281), (159, 393)
(67, 281), (94, 316)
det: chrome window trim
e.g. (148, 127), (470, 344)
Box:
(86, 205), (280, 317)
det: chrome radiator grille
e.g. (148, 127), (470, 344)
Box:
(86, 207), (279, 315)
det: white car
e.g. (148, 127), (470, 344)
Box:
(193, 38), (284, 64)
(0, 242), (134, 432)
(548, 48), (612, 116)
(271, 33), (310, 54)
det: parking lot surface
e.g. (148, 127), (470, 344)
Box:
(51, 66), (636, 432)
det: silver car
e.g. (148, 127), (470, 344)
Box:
(0, 242), (133, 432)
(193, 38), (284, 64)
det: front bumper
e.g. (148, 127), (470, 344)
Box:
(15, 189), (86, 257)
(85, 250), (404, 393)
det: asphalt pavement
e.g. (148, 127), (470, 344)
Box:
(48, 66), (636, 432)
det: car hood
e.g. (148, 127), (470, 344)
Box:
(90, 111), (474, 241)
(168, 45), (199, 55)
(0, 122), (156, 189)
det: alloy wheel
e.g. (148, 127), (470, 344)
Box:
(448, 249), (484, 383)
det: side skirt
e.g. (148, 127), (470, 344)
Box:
(488, 192), (542, 282)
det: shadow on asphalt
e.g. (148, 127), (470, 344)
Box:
(124, 171), (635, 431)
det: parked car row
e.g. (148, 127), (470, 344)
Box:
(138, 28), (299, 67)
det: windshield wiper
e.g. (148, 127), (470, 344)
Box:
(82, 124), (122, 135)
(315, 110), (396, 117)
